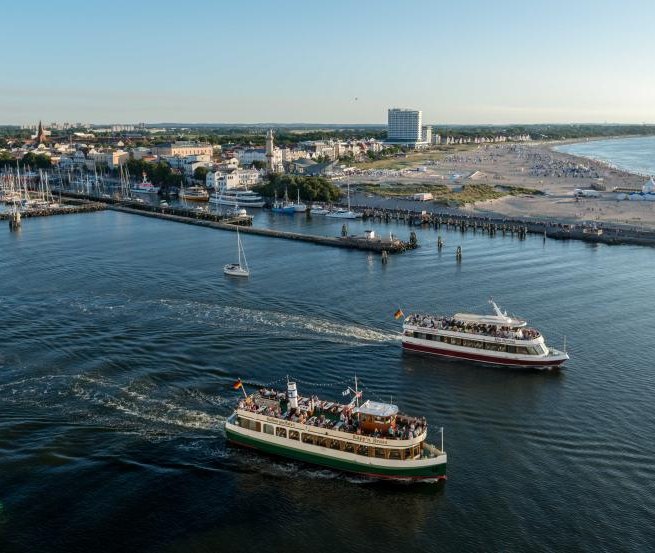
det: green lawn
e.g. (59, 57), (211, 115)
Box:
(358, 183), (542, 206)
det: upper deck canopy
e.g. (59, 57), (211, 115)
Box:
(452, 312), (526, 327)
(355, 400), (398, 418)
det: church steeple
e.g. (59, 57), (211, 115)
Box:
(36, 120), (46, 144)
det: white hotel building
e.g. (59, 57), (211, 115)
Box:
(387, 108), (428, 148)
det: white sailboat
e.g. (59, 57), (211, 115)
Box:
(292, 189), (307, 212)
(326, 182), (361, 219)
(224, 228), (250, 277)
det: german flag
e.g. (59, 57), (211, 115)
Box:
(233, 378), (243, 390)
(394, 308), (404, 320)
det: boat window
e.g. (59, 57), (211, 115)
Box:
(358, 446), (369, 457)
(389, 449), (401, 460)
(405, 448), (414, 460)
(451, 338), (462, 346)
(527, 346), (539, 355)
(375, 448), (386, 459)
(516, 346), (529, 355)
(344, 442), (355, 454)
(330, 440), (343, 450)
(275, 427), (287, 438)
(413, 332), (426, 340)
(507, 345), (516, 354)
(302, 433), (313, 444)
(263, 424), (274, 435)
(289, 430), (300, 441)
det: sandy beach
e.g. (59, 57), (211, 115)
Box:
(345, 141), (655, 230)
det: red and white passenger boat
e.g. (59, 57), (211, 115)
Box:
(402, 300), (569, 368)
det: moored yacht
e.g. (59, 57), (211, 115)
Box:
(130, 172), (160, 194)
(209, 184), (265, 208)
(225, 379), (447, 482)
(179, 186), (209, 202)
(402, 300), (568, 368)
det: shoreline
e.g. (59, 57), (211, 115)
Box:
(549, 135), (655, 178)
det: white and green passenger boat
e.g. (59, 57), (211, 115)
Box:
(225, 379), (447, 482)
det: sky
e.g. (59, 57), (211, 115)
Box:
(2, 0), (654, 125)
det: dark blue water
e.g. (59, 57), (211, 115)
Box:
(1, 210), (654, 552)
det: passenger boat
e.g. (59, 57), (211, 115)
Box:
(402, 300), (569, 368)
(225, 379), (447, 482)
(209, 185), (265, 208)
(130, 173), (159, 194)
(179, 186), (209, 202)
(310, 204), (330, 215)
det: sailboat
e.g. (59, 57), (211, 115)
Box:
(326, 182), (362, 219)
(224, 228), (250, 277)
(271, 187), (295, 214)
(292, 189), (307, 212)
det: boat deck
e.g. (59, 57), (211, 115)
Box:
(405, 314), (541, 340)
(241, 389), (428, 441)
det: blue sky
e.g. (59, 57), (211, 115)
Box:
(2, 0), (653, 124)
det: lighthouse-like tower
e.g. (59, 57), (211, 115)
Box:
(265, 129), (275, 173)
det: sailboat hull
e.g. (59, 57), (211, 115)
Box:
(224, 264), (249, 277)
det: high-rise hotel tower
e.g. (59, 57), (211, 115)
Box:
(387, 108), (423, 144)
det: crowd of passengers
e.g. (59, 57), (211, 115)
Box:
(407, 314), (540, 340)
(238, 391), (427, 440)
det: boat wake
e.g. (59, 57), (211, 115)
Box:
(157, 299), (400, 344)
(0, 373), (228, 442)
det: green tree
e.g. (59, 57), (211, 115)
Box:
(255, 174), (342, 203)
(194, 166), (209, 181)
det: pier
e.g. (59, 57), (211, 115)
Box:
(108, 205), (414, 253)
(1, 201), (106, 223)
(344, 203), (655, 248)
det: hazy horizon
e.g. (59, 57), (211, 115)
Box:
(3, 0), (654, 126)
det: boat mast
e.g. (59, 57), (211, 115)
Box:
(354, 374), (360, 407)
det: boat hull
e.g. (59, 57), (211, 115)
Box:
(225, 420), (446, 481)
(224, 264), (249, 277)
(402, 340), (567, 368)
(180, 195), (208, 202)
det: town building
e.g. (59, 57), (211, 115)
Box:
(206, 168), (261, 190)
(151, 141), (213, 158)
(421, 125), (432, 144)
(87, 149), (129, 169)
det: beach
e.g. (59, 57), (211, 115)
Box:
(346, 138), (655, 230)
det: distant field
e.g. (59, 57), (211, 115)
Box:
(357, 182), (542, 206)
